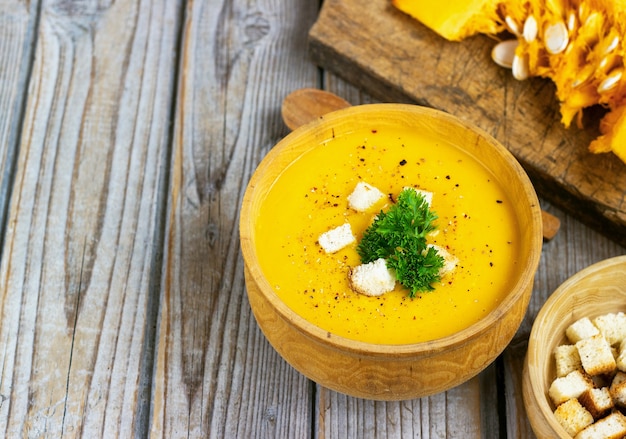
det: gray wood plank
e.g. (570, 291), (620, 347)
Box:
(0, 0), (181, 436)
(149, 0), (319, 436)
(317, 376), (491, 438)
(0, 1), (38, 252)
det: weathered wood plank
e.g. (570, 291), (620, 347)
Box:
(0, 1), (38, 251)
(317, 372), (496, 438)
(0, 0), (181, 436)
(149, 0), (319, 436)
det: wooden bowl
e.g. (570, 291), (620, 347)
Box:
(240, 104), (543, 400)
(523, 255), (626, 437)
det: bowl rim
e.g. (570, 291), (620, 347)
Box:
(524, 254), (626, 437)
(240, 103), (543, 357)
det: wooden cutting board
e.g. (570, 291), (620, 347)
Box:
(309, 0), (626, 246)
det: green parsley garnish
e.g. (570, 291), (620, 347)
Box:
(356, 188), (444, 297)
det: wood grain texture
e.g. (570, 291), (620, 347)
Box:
(0, 0), (181, 436)
(317, 370), (497, 438)
(308, 0), (626, 247)
(149, 0), (318, 436)
(0, 0), (37, 249)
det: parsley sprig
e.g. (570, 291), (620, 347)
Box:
(356, 188), (444, 297)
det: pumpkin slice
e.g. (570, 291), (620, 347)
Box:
(392, 0), (504, 41)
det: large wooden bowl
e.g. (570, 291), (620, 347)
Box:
(523, 255), (626, 437)
(240, 104), (543, 400)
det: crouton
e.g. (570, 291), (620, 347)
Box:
(594, 312), (626, 347)
(566, 317), (600, 343)
(612, 371), (626, 386)
(575, 411), (626, 439)
(579, 387), (614, 419)
(554, 344), (583, 377)
(549, 369), (594, 406)
(318, 223), (355, 253)
(610, 372), (626, 408)
(617, 339), (626, 372)
(347, 182), (385, 212)
(427, 244), (458, 276)
(577, 334), (617, 376)
(349, 258), (396, 297)
(553, 398), (594, 437)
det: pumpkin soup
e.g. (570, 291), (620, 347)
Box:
(255, 124), (522, 344)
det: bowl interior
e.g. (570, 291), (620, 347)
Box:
(240, 103), (543, 354)
(524, 255), (626, 438)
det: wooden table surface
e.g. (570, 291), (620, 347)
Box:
(0, 1), (623, 438)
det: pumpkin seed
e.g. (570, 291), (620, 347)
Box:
(567, 10), (577, 32)
(512, 53), (529, 80)
(491, 39), (518, 68)
(603, 35), (619, 55)
(523, 16), (537, 42)
(578, 3), (589, 22)
(544, 21), (569, 54)
(505, 16), (521, 36)
(571, 64), (595, 88)
(598, 54), (620, 72)
(598, 69), (623, 93)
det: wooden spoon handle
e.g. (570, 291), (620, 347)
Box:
(281, 88), (351, 131)
(281, 88), (560, 241)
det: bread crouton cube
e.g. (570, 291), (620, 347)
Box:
(553, 398), (594, 437)
(555, 344), (583, 377)
(579, 387), (614, 419)
(594, 312), (626, 346)
(349, 258), (396, 297)
(574, 411), (626, 439)
(426, 244), (458, 276)
(318, 223), (355, 253)
(576, 334), (617, 376)
(347, 182), (385, 212)
(616, 339), (626, 372)
(566, 317), (600, 343)
(612, 370), (626, 386)
(610, 372), (626, 408)
(549, 370), (594, 406)
(610, 371), (626, 393)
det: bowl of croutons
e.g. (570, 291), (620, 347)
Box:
(523, 255), (626, 438)
(240, 103), (543, 400)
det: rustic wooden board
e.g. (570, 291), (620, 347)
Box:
(0, 0), (181, 436)
(309, 0), (626, 246)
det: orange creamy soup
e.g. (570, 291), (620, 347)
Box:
(255, 125), (522, 344)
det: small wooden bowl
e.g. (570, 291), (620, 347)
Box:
(523, 255), (626, 437)
(240, 104), (543, 400)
